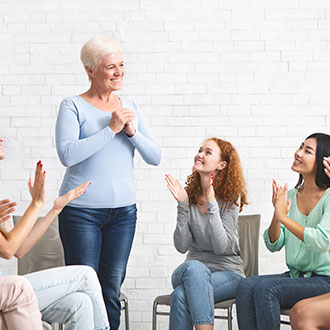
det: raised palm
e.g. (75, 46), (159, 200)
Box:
(165, 174), (188, 202)
(53, 181), (91, 213)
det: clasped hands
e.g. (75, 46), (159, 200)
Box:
(109, 107), (136, 136)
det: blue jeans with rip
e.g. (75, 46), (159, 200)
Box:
(59, 204), (137, 330)
(236, 272), (330, 330)
(169, 260), (243, 330)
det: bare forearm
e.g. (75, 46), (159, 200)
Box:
(15, 206), (58, 258)
(268, 213), (282, 243)
(0, 202), (43, 259)
(279, 215), (305, 242)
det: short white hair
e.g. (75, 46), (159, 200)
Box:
(80, 36), (123, 79)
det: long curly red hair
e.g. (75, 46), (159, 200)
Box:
(185, 137), (248, 212)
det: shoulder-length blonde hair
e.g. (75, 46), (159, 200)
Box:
(185, 137), (247, 212)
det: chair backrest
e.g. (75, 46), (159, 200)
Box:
(12, 216), (65, 275)
(238, 214), (260, 277)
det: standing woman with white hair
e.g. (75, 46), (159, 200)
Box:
(56, 36), (161, 329)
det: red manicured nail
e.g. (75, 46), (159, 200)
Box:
(43, 171), (46, 174)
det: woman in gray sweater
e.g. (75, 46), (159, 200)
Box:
(165, 137), (247, 330)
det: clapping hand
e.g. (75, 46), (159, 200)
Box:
(273, 181), (291, 221)
(165, 174), (188, 203)
(0, 199), (17, 223)
(28, 161), (46, 208)
(323, 157), (330, 179)
(206, 173), (216, 202)
(53, 181), (91, 214)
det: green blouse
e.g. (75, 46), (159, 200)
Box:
(264, 187), (330, 278)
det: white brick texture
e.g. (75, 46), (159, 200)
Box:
(0, 0), (329, 329)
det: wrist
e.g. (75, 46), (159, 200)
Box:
(30, 200), (44, 210)
(277, 213), (287, 224)
(125, 129), (136, 138)
(50, 205), (61, 216)
(109, 124), (120, 135)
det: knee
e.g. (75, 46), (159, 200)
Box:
(252, 279), (277, 301)
(15, 276), (36, 300)
(290, 300), (314, 329)
(170, 285), (186, 307)
(3, 276), (38, 306)
(69, 292), (93, 313)
(183, 260), (210, 278)
(82, 265), (98, 281)
(236, 276), (257, 297)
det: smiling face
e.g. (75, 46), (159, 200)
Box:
(88, 52), (125, 92)
(0, 137), (4, 160)
(193, 139), (227, 174)
(292, 138), (317, 177)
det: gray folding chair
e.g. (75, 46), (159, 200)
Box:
(152, 214), (261, 330)
(280, 309), (291, 325)
(13, 215), (130, 329)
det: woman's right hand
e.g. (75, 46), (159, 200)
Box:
(0, 199), (17, 223)
(53, 181), (91, 214)
(324, 157), (330, 179)
(28, 161), (46, 208)
(109, 108), (136, 134)
(165, 174), (188, 203)
(272, 179), (279, 208)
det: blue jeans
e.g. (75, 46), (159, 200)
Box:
(169, 260), (243, 330)
(25, 265), (109, 330)
(236, 272), (330, 330)
(59, 204), (137, 330)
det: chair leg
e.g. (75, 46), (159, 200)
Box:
(124, 298), (129, 330)
(227, 306), (232, 330)
(152, 302), (157, 330)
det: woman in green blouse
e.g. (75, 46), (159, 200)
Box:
(236, 133), (330, 330)
(289, 156), (330, 330)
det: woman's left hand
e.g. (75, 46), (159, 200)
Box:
(206, 173), (216, 202)
(323, 157), (330, 179)
(274, 183), (291, 221)
(124, 120), (136, 137)
(53, 181), (91, 214)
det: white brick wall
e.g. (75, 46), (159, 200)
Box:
(0, 0), (329, 328)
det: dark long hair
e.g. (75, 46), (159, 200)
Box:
(295, 133), (330, 189)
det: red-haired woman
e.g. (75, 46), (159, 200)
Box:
(165, 137), (247, 330)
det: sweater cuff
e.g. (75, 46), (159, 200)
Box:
(105, 125), (116, 138)
(178, 199), (189, 209)
(207, 200), (219, 213)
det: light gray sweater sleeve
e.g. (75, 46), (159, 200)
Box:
(207, 199), (240, 255)
(173, 200), (192, 254)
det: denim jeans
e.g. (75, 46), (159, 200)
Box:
(59, 204), (137, 330)
(169, 260), (243, 330)
(236, 272), (330, 330)
(25, 265), (109, 330)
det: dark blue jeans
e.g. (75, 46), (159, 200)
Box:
(236, 272), (330, 330)
(59, 204), (137, 330)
